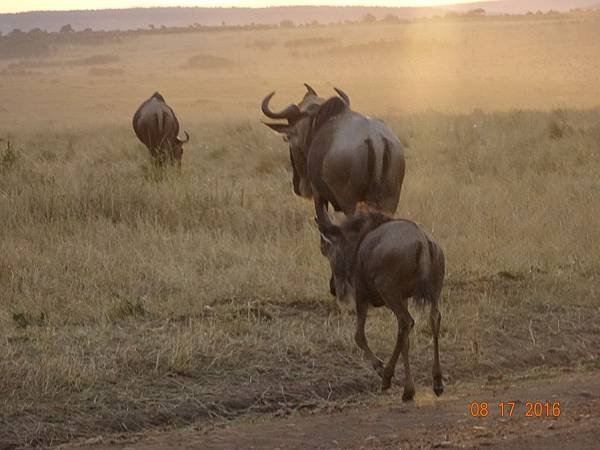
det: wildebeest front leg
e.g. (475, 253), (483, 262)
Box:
(354, 299), (384, 375)
(430, 305), (444, 396)
(315, 197), (337, 297)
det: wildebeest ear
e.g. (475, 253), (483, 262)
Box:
(151, 91), (165, 102)
(262, 122), (290, 134)
(314, 217), (341, 240)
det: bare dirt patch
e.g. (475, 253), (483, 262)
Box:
(60, 371), (600, 449)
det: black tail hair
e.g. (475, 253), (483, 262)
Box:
(364, 137), (391, 208)
(413, 240), (436, 308)
(381, 137), (391, 182)
(365, 137), (376, 196)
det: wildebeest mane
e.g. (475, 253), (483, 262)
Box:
(312, 97), (348, 134)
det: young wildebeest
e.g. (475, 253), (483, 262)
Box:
(316, 206), (445, 401)
(132, 92), (190, 167)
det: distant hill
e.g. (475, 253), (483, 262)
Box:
(1, 1), (599, 34)
(441, 0), (600, 14)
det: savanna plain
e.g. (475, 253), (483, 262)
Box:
(1, 12), (600, 448)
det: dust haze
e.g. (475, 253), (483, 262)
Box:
(0, 7), (599, 448)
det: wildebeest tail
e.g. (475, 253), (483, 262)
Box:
(365, 137), (376, 187)
(381, 138), (391, 183)
(155, 109), (169, 148)
(412, 239), (442, 308)
(364, 137), (391, 209)
(364, 137), (378, 207)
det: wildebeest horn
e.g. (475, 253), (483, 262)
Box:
(334, 87), (350, 107)
(261, 92), (301, 120)
(304, 83), (318, 96)
(177, 130), (190, 144)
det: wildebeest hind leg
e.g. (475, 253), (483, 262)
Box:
(382, 297), (415, 400)
(354, 299), (384, 376)
(430, 303), (444, 396)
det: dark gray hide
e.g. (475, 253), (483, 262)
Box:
(316, 207), (445, 401)
(132, 92), (189, 167)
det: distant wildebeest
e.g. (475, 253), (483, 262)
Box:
(261, 84), (406, 295)
(316, 205), (445, 401)
(132, 92), (190, 167)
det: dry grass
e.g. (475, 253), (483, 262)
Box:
(283, 36), (338, 47)
(7, 54), (120, 70)
(88, 67), (125, 77)
(186, 54), (236, 69)
(1, 13), (600, 447)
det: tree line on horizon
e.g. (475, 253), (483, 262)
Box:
(1, 7), (597, 61)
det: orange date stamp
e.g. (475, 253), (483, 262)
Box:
(469, 401), (561, 417)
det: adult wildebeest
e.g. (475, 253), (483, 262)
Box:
(262, 84), (406, 295)
(261, 84), (405, 216)
(316, 205), (445, 401)
(132, 92), (190, 167)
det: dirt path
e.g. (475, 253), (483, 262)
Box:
(63, 370), (599, 449)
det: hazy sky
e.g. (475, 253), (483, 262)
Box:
(1, 1), (487, 14)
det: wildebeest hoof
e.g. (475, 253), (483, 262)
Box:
(402, 388), (415, 402)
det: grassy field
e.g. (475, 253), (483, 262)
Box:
(1, 13), (600, 447)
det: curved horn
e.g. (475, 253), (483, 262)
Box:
(334, 87), (350, 107)
(304, 83), (318, 96)
(261, 92), (301, 120)
(177, 130), (190, 144)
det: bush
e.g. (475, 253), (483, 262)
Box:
(280, 19), (295, 28)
